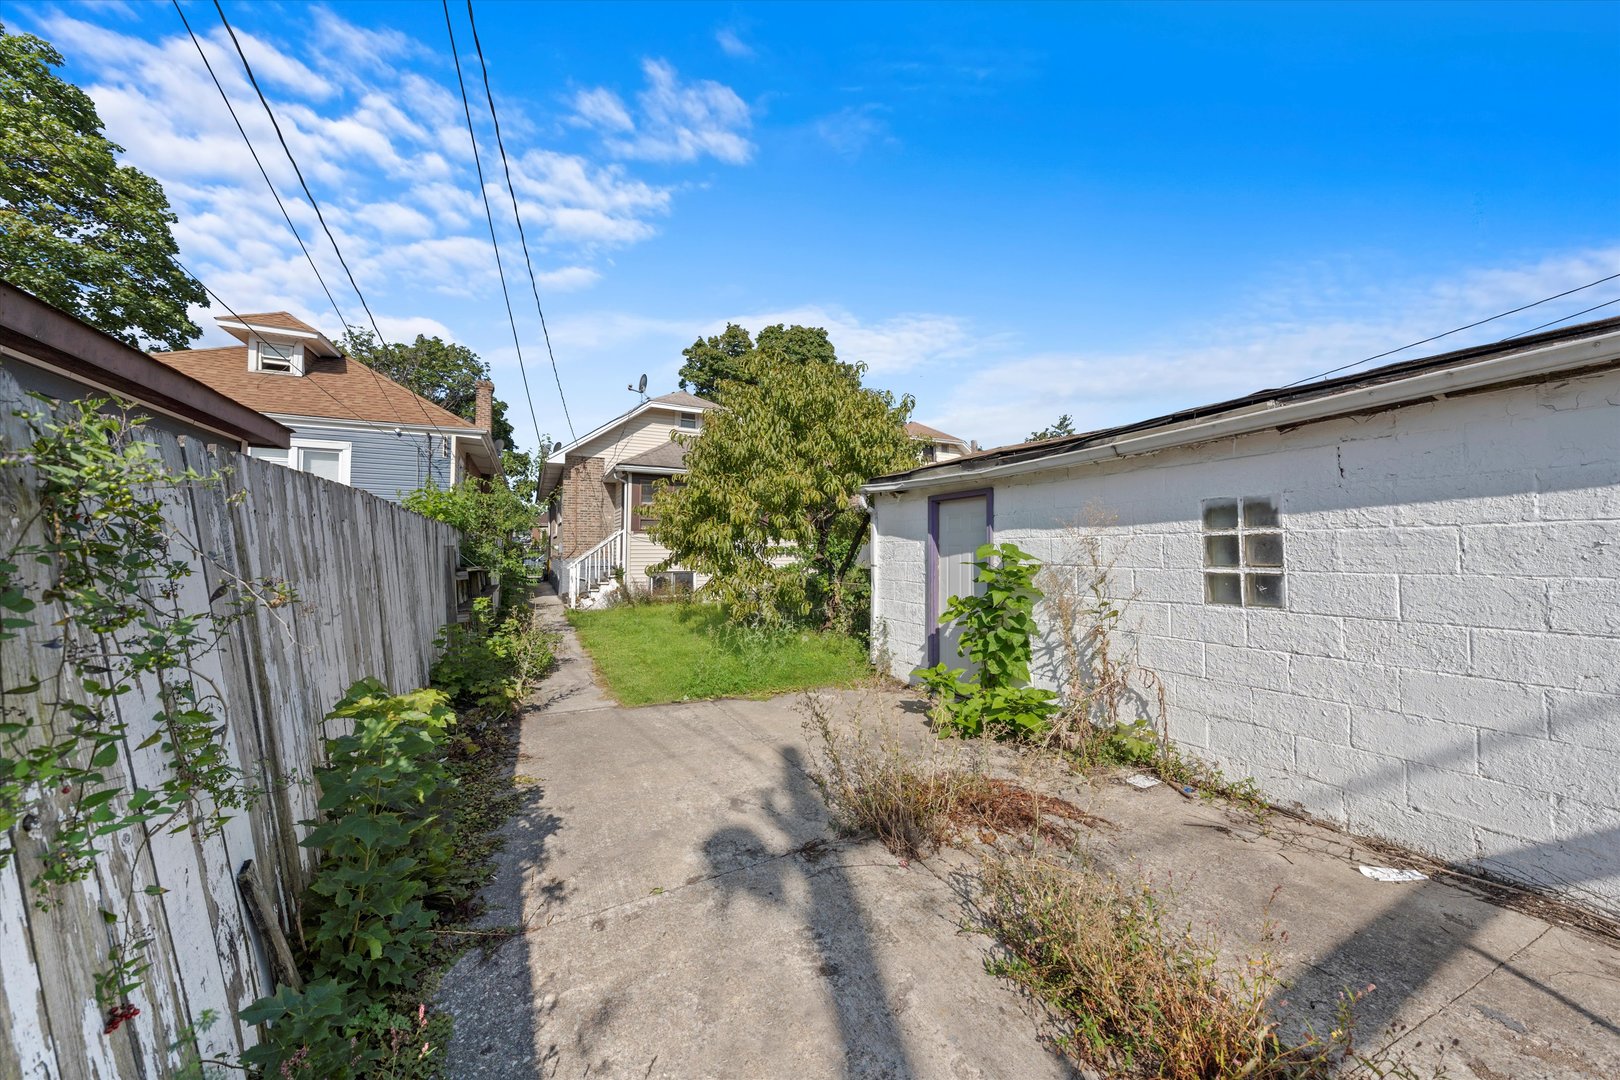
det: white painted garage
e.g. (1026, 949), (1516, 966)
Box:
(865, 317), (1620, 916)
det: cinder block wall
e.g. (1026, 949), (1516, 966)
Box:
(871, 365), (1620, 915)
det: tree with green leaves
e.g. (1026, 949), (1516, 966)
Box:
(652, 335), (920, 629)
(677, 322), (855, 402)
(1, 25), (206, 350)
(1028, 413), (1077, 441)
(338, 327), (547, 487)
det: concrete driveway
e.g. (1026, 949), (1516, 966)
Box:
(439, 595), (1620, 1078)
(437, 595), (1073, 1079)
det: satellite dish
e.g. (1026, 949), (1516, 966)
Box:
(637, 373), (648, 395)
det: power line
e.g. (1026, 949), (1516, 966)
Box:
(1499, 296), (1620, 341)
(464, 0), (575, 442)
(171, 2), (356, 363)
(1282, 268), (1620, 388)
(440, 0), (556, 454)
(210, 0), (450, 442)
(169, 255), (379, 433)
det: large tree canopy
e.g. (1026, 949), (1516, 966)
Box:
(0, 25), (205, 350)
(338, 328), (548, 494)
(677, 322), (854, 402)
(652, 334), (920, 627)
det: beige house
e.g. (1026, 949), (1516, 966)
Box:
(539, 390), (719, 604)
(906, 421), (972, 462)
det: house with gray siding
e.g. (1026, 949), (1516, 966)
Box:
(152, 312), (499, 501)
(864, 316), (1620, 918)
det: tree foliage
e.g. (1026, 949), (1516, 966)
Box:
(1029, 414), (1077, 441)
(338, 327), (545, 484)
(402, 482), (538, 606)
(677, 322), (854, 402)
(0, 24), (206, 350)
(651, 336), (920, 628)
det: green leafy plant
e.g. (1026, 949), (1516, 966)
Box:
(915, 542), (1059, 739)
(0, 396), (293, 1017)
(430, 597), (554, 713)
(299, 680), (456, 995)
(402, 481), (538, 611)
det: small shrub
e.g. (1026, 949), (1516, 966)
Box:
(431, 598), (555, 712)
(300, 680), (456, 995)
(804, 695), (980, 859)
(915, 542), (1059, 740)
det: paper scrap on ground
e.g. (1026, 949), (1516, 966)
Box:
(1125, 774), (1161, 789)
(1359, 865), (1427, 883)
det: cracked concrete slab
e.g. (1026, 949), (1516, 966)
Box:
(439, 598), (1620, 1078)
(437, 593), (1072, 1079)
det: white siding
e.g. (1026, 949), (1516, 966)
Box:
(871, 365), (1620, 916)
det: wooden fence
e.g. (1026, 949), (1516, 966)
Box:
(0, 371), (459, 1078)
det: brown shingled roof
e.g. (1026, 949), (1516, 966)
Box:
(224, 312), (321, 333)
(906, 421), (967, 444)
(150, 345), (476, 429)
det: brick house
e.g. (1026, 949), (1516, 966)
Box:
(863, 316), (1620, 917)
(537, 390), (719, 603)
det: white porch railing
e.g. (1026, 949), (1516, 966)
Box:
(563, 529), (625, 605)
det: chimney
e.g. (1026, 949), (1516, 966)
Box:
(474, 379), (494, 432)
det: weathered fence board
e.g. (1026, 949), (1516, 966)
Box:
(0, 367), (459, 1077)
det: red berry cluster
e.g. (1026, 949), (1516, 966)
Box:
(102, 1003), (139, 1035)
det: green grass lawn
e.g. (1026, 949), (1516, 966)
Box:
(566, 601), (871, 706)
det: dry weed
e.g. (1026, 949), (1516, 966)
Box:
(979, 851), (1432, 1080)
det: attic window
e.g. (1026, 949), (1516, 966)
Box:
(679, 412), (700, 430)
(1202, 496), (1284, 608)
(254, 340), (299, 374)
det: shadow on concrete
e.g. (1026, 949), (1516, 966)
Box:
(702, 746), (918, 1079)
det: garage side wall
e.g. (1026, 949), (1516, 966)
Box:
(871, 365), (1620, 915)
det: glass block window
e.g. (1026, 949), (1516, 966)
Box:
(1202, 496), (1284, 608)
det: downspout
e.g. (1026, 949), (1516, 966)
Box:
(867, 497), (882, 666)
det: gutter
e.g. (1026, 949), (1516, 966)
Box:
(865, 329), (1620, 495)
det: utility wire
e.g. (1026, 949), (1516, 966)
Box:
(169, 256), (380, 432)
(210, 0), (450, 442)
(1499, 296), (1620, 341)
(441, 0), (556, 454)
(1282, 268), (1620, 387)
(464, 0), (575, 442)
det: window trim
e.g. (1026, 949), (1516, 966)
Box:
(252, 437), (351, 485)
(678, 411), (700, 430)
(252, 338), (304, 376)
(1201, 495), (1284, 609)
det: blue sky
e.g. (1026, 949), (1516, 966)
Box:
(23, 0), (1620, 454)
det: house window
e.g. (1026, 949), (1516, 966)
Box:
(679, 412), (700, 430)
(250, 439), (351, 485)
(1202, 496), (1283, 608)
(649, 571), (695, 594)
(254, 339), (300, 374)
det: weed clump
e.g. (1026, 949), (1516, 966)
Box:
(979, 853), (1412, 1080)
(805, 695), (978, 859)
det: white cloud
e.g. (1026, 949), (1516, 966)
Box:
(715, 28), (755, 59)
(572, 58), (754, 165)
(922, 245), (1620, 449)
(814, 105), (891, 157)
(25, 4), (734, 383)
(537, 266), (602, 291)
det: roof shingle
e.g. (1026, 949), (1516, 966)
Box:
(150, 345), (476, 430)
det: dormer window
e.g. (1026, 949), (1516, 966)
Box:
(253, 339), (302, 375)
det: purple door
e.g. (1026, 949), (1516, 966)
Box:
(927, 490), (993, 667)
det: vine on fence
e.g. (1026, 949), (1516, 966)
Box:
(0, 397), (292, 1005)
